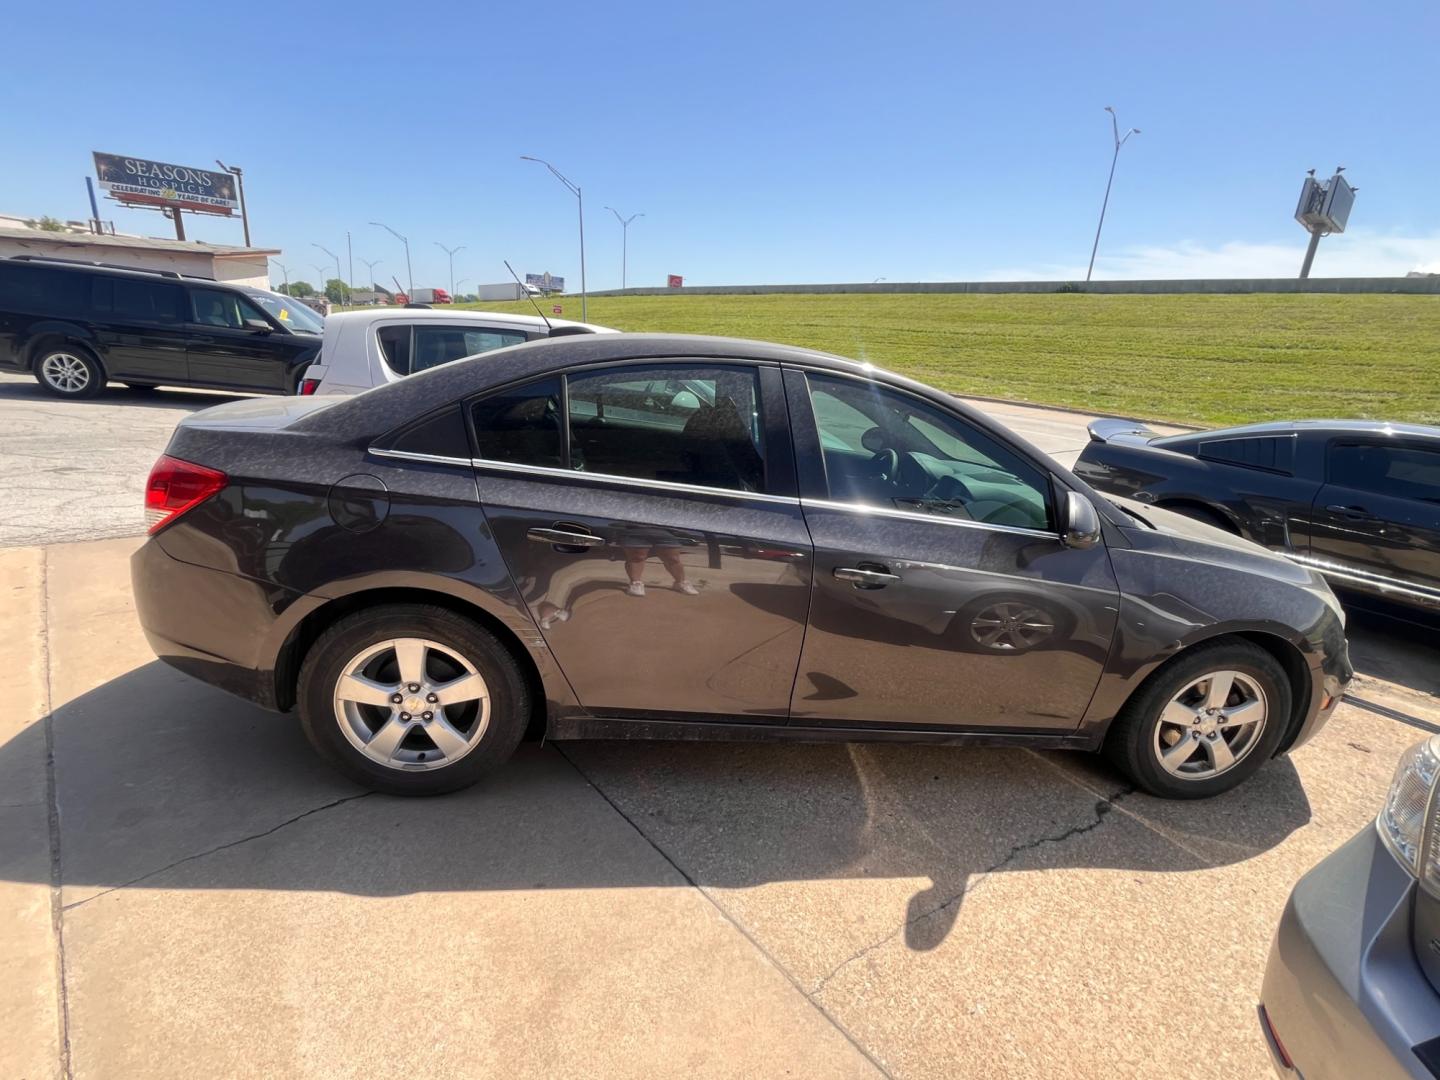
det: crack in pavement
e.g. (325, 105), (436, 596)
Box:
(809, 784), (1135, 997)
(61, 791), (373, 912)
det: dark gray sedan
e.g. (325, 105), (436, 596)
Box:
(130, 334), (1350, 797)
(1260, 735), (1440, 1078)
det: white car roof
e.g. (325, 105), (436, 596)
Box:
(324, 308), (615, 333)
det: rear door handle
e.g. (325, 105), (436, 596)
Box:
(1325, 504), (1375, 521)
(834, 566), (901, 588)
(527, 526), (604, 548)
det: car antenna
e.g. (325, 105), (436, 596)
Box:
(503, 260), (552, 331)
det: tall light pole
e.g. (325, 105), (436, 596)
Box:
(215, 159), (251, 247)
(370, 221), (413, 296)
(435, 242), (465, 300)
(522, 155), (587, 320)
(359, 257), (382, 291)
(455, 278), (470, 301)
(273, 261), (290, 293)
(1085, 106), (1141, 283)
(313, 243), (345, 303)
(604, 207), (644, 289)
(346, 231), (354, 293)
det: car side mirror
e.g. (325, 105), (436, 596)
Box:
(244, 318), (273, 334)
(1062, 490), (1102, 549)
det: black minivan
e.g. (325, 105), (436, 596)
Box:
(0, 256), (323, 398)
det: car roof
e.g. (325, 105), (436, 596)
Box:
(1158, 418), (1440, 443)
(322, 307), (611, 333)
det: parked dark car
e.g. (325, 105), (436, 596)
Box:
(1075, 419), (1440, 614)
(1259, 734), (1440, 1079)
(0, 256), (323, 398)
(131, 334), (1351, 797)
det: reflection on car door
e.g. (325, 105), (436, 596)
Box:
(472, 362), (814, 720)
(185, 287), (293, 391)
(1300, 439), (1440, 606)
(88, 275), (191, 384)
(785, 369), (1120, 731)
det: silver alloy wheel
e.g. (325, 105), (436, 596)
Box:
(1153, 669), (1267, 780)
(332, 637), (490, 771)
(40, 352), (91, 393)
(969, 601), (1056, 650)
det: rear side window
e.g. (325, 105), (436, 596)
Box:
(0, 263), (88, 314)
(1329, 442), (1440, 501)
(377, 326), (412, 375)
(391, 406), (470, 459)
(103, 277), (183, 324)
(411, 326), (527, 374)
(566, 364), (766, 492)
(470, 376), (563, 468)
(1197, 436), (1295, 475)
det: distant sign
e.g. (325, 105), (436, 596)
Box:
(667, 274), (684, 288)
(93, 152), (238, 216)
(552, 305), (563, 315)
(525, 272), (565, 293)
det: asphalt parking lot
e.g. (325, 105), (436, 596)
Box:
(3, 370), (1439, 1078)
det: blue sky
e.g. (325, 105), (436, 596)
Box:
(3, 1), (1438, 289)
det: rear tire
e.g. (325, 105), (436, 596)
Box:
(1103, 639), (1291, 799)
(33, 345), (105, 399)
(297, 604), (530, 795)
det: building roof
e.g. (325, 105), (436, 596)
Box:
(0, 226), (279, 259)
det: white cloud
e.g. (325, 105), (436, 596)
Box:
(986, 229), (1440, 281)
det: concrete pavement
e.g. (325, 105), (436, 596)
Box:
(2, 536), (1436, 1079)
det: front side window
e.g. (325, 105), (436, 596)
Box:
(806, 372), (1052, 530)
(566, 364), (765, 492)
(1330, 442), (1440, 502)
(470, 376), (563, 468)
(191, 288), (267, 329)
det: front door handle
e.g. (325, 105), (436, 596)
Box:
(1325, 504), (1375, 521)
(527, 526), (604, 548)
(834, 565), (901, 588)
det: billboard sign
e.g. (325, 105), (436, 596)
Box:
(525, 272), (565, 293)
(667, 274), (684, 288)
(92, 152), (238, 215)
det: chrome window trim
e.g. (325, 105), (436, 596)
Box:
(800, 497), (1058, 540)
(369, 447), (472, 468)
(470, 457), (801, 505)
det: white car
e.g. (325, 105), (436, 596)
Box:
(299, 308), (615, 396)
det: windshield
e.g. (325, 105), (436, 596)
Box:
(246, 289), (325, 334)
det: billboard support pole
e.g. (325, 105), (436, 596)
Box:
(170, 208), (186, 241)
(84, 178), (102, 233)
(1298, 229), (1323, 280)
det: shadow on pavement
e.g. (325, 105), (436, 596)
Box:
(1343, 602), (1440, 699)
(0, 378), (247, 411)
(6, 660), (1311, 952)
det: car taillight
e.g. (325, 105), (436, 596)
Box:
(145, 455), (227, 534)
(299, 378), (320, 396)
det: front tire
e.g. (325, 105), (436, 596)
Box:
(34, 345), (105, 399)
(1104, 639), (1291, 799)
(298, 604), (530, 795)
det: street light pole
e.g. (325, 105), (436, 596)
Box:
(370, 221), (413, 296)
(346, 231), (354, 294)
(604, 207), (644, 290)
(313, 243), (345, 304)
(522, 156), (587, 320)
(359, 258), (382, 293)
(215, 159), (251, 247)
(1085, 106), (1141, 283)
(435, 242), (466, 300)
(273, 261), (290, 293)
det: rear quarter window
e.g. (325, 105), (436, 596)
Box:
(1197, 435), (1295, 475)
(0, 263), (89, 314)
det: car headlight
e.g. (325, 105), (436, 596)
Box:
(1377, 735), (1440, 890)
